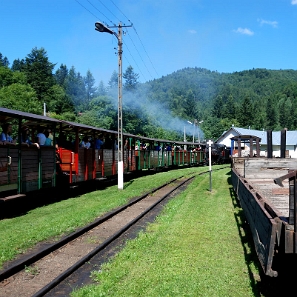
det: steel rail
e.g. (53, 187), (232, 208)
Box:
(31, 176), (195, 297)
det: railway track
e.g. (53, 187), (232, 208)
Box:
(0, 174), (197, 297)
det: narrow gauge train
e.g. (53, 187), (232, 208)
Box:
(204, 143), (231, 165)
(0, 107), (206, 201)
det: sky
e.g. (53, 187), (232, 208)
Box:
(1, 0), (297, 86)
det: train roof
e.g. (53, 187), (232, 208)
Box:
(0, 107), (61, 125)
(59, 120), (202, 145)
(129, 134), (204, 146)
(59, 120), (117, 135)
(0, 107), (205, 146)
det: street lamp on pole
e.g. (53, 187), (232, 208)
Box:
(95, 21), (132, 190)
(187, 120), (194, 143)
(187, 120), (203, 143)
(197, 120), (203, 143)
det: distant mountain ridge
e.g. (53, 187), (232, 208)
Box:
(143, 67), (297, 139)
(146, 67), (297, 103)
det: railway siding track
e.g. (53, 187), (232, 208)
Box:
(0, 175), (196, 297)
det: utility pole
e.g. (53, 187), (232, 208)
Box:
(117, 23), (123, 190)
(208, 139), (213, 192)
(95, 21), (133, 190)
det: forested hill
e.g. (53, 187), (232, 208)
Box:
(145, 67), (297, 139)
(1, 48), (297, 140)
(147, 67), (297, 104)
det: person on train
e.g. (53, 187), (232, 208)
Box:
(36, 126), (46, 146)
(81, 136), (91, 149)
(21, 126), (39, 148)
(47, 128), (54, 146)
(0, 123), (16, 145)
(95, 134), (104, 149)
(44, 130), (52, 146)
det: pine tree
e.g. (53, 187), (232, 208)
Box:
(55, 64), (68, 86)
(123, 65), (139, 91)
(0, 53), (9, 67)
(22, 47), (55, 101)
(108, 70), (118, 89)
(84, 70), (97, 104)
(238, 96), (254, 128)
(11, 59), (25, 71)
(266, 96), (279, 130)
(64, 66), (86, 110)
(97, 80), (107, 96)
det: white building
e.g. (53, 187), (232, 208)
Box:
(216, 126), (297, 158)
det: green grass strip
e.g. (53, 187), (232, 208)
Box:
(0, 167), (208, 268)
(71, 168), (260, 297)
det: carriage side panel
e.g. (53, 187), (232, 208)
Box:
(0, 146), (18, 192)
(231, 168), (278, 277)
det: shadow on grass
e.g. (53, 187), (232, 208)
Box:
(227, 179), (261, 296)
(123, 179), (134, 189)
(227, 176), (297, 297)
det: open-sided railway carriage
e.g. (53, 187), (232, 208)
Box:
(0, 107), (206, 201)
(0, 109), (60, 195)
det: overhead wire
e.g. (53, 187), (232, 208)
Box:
(122, 38), (147, 81)
(74, 0), (99, 20)
(125, 32), (152, 80)
(132, 27), (159, 78)
(97, 0), (120, 24)
(108, 0), (158, 80)
(109, 0), (131, 24)
(75, 0), (157, 82)
(75, 0), (120, 51)
(86, 0), (114, 25)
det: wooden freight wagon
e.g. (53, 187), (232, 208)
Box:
(232, 158), (297, 276)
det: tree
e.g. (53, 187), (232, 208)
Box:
(22, 47), (55, 101)
(44, 85), (74, 114)
(0, 66), (28, 88)
(108, 70), (118, 89)
(198, 117), (221, 140)
(0, 66), (14, 87)
(184, 89), (198, 120)
(77, 109), (114, 130)
(97, 80), (107, 96)
(11, 59), (25, 72)
(266, 96), (279, 130)
(0, 83), (41, 114)
(84, 70), (97, 104)
(222, 95), (237, 120)
(212, 95), (224, 118)
(238, 96), (254, 128)
(0, 53), (9, 67)
(64, 66), (86, 111)
(123, 65), (139, 91)
(55, 64), (68, 86)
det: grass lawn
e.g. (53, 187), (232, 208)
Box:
(71, 167), (262, 297)
(0, 167), (207, 268)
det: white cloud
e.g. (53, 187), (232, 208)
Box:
(188, 29), (197, 34)
(233, 27), (254, 36)
(258, 18), (278, 28)
(292, 0), (297, 5)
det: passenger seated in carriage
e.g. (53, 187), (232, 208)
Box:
(81, 136), (91, 149)
(21, 126), (39, 148)
(95, 134), (104, 149)
(36, 126), (46, 146)
(0, 123), (16, 145)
